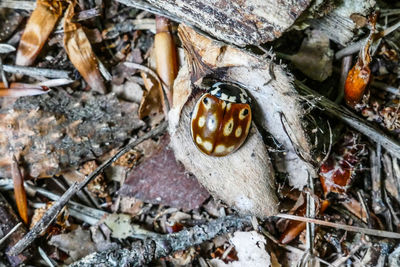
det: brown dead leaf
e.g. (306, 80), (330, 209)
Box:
(79, 161), (108, 198)
(119, 134), (210, 211)
(63, 0), (105, 94)
(49, 226), (96, 262)
(16, 0), (63, 66)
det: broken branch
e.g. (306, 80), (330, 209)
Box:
(69, 215), (251, 266)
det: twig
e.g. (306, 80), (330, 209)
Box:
(0, 222), (22, 246)
(370, 145), (387, 215)
(371, 81), (400, 96)
(331, 242), (367, 267)
(102, 19), (156, 39)
(335, 19), (400, 59)
(38, 246), (56, 267)
(69, 215), (251, 266)
(3, 64), (71, 79)
(0, 0), (35, 10)
(275, 214), (400, 239)
(0, 58), (8, 88)
(295, 80), (400, 157)
(8, 121), (168, 256)
(259, 227), (334, 267)
(335, 55), (352, 103)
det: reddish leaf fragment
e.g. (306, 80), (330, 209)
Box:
(319, 133), (367, 196)
(16, 0), (63, 66)
(63, 0), (105, 94)
(119, 134), (209, 211)
(279, 199), (330, 244)
(344, 59), (371, 107)
(344, 12), (377, 107)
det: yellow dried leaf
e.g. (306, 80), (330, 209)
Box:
(63, 0), (105, 93)
(139, 71), (164, 119)
(16, 0), (63, 66)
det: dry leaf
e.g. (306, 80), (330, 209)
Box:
(139, 71), (164, 119)
(16, 0), (63, 66)
(319, 133), (366, 196)
(119, 134), (210, 211)
(154, 16), (178, 105)
(63, 0), (106, 94)
(11, 156), (28, 224)
(49, 226), (96, 262)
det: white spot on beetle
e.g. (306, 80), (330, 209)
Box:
(196, 135), (203, 144)
(198, 116), (205, 127)
(215, 144), (226, 154)
(202, 141), (213, 152)
(207, 114), (218, 132)
(239, 108), (249, 120)
(223, 118), (234, 136)
(227, 145), (235, 152)
(235, 126), (242, 137)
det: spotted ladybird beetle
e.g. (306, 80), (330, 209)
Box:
(190, 82), (252, 157)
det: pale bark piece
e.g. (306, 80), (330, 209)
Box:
(0, 89), (144, 178)
(117, 0), (311, 46)
(310, 0), (376, 45)
(170, 26), (314, 195)
(170, 92), (277, 217)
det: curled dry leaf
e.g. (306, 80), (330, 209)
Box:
(139, 71), (164, 119)
(344, 13), (377, 107)
(63, 0), (106, 94)
(16, 0), (63, 66)
(169, 25), (313, 219)
(344, 58), (371, 107)
(154, 16), (178, 105)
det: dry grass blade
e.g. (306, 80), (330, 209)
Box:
(0, 82), (50, 97)
(276, 214), (400, 239)
(154, 16), (178, 106)
(63, 0), (105, 94)
(16, 0), (63, 66)
(11, 156), (28, 224)
(0, 222), (22, 246)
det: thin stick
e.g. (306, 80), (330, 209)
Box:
(3, 65), (70, 79)
(275, 214), (400, 239)
(8, 121), (168, 256)
(295, 80), (400, 157)
(0, 222), (22, 246)
(69, 215), (251, 266)
(336, 19), (400, 59)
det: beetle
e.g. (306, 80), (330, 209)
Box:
(190, 82), (252, 156)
